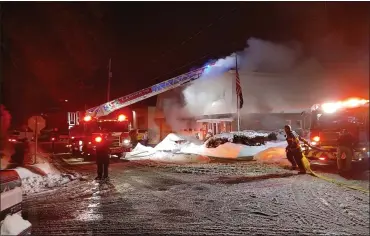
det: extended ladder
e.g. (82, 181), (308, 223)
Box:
(87, 65), (212, 117)
(68, 64), (212, 127)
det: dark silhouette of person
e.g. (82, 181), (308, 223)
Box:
(336, 129), (355, 174)
(95, 135), (111, 180)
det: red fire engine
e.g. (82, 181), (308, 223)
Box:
(67, 111), (133, 159)
(304, 98), (369, 163)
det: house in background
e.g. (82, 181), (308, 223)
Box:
(151, 69), (315, 140)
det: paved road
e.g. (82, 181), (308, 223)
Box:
(22, 154), (370, 236)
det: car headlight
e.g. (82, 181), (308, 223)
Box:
(123, 139), (130, 144)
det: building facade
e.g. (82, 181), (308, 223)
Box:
(151, 69), (316, 141)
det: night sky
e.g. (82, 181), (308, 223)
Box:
(1, 2), (369, 126)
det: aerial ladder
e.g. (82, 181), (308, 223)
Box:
(67, 64), (213, 127)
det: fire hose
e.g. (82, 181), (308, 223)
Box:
(301, 142), (369, 194)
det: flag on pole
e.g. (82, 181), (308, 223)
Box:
(235, 67), (244, 109)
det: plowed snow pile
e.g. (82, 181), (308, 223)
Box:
(14, 162), (76, 195)
(126, 132), (286, 161)
(0, 213), (31, 235)
(253, 147), (291, 167)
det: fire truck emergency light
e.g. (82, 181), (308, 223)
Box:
(84, 115), (92, 122)
(312, 136), (320, 142)
(321, 98), (369, 113)
(118, 114), (126, 121)
(95, 136), (102, 143)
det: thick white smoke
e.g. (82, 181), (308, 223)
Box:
(161, 36), (368, 130)
(161, 97), (185, 131)
(182, 37), (320, 115)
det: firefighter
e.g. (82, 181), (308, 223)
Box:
(129, 129), (139, 149)
(284, 125), (307, 174)
(336, 129), (355, 174)
(142, 131), (149, 146)
(9, 138), (29, 167)
(204, 129), (213, 142)
(95, 135), (110, 181)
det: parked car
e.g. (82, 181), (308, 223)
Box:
(0, 170), (31, 235)
(8, 130), (34, 143)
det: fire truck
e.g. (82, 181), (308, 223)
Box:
(304, 98), (369, 163)
(67, 112), (132, 159)
(67, 64), (211, 159)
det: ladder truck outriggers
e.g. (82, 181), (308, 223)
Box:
(303, 98), (369, 164)
(67, 64), (213, 160)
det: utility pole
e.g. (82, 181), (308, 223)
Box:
(107, 58), (112, 102)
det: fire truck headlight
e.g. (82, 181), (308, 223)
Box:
(79, 140), (83, 146)
(312, 136), (320, 142)
(311, 141), (317, 146)
(95, 137), (102, 143)
(123, 139), (130, 144)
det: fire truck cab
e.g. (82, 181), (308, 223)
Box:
(68, 113), (132, 160)
(304, 98), (369, 163)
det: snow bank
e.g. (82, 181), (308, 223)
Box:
(127, 133), (286, 162)
(254, 147), (291, 167)
(154, 133), (203, 152)
(128, 143), (157, 157)
(14, 163), (74, 195)
(274, 129), (287, 141)
(182, 141), (285, 159)
(0, 213), (31, 235)
(126, 143), (210, 163)
(213, 130), (269, 141)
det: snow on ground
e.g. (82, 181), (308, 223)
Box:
(1, 146), (75, 195)
(183, 141), (286, 158)
(0, 213), (31, 235)
(254, 146), (291, 167)
(14, 162), (74, 195)
(126, 132), (286, 162)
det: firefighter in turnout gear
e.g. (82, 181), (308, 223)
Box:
(284, 125), (307, 174)
(336, 129), (355, 174)
(95, 134), (111, 181)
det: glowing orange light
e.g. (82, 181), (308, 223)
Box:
(321, 98), (369, 113)
(84, 115), (92, 122)
(118, 114), (126, 121)
(312, 136), (320, 142)
(95, 136), (102, 143)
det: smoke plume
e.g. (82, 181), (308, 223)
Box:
(182, 36), (368, 115)
(160, 36), (368, 130)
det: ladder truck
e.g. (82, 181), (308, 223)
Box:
(67, 64), (213, 159)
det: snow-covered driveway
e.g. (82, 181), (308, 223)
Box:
(22, 158), (369, 236)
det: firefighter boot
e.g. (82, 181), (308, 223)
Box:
(293, 151), (306, 174)
(286, 151), (297, 170)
